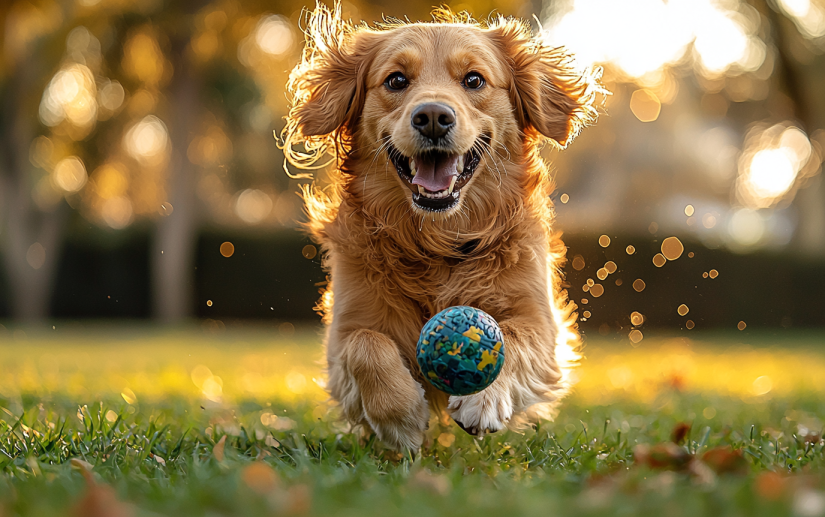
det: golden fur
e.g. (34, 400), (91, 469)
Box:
(281, 3), (604, 450)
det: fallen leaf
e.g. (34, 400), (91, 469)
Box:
(152, 454), (166, 466)
(437, 432), (455, 447)
(671, 422), (691, 445)
(71, 462), (134, 517)
(755, 471), (787, 500)
(409, 470), (451, 496)
(701, 446), (747, 474)
(634, 443), (691, 470)
(287, 484), (311, 514)
(213, 435), (227, 462)
(241, 462), (279, 495)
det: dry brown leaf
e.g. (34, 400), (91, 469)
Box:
(634, 442), (691, 470)
(287, 484), (311, 515)
(213, 435), (227, 462)
(701, 446), (748, 474)
(71, 463), (134, 517)
(755, 471), (787, 500)
(671, 422), (691, 445)
(241, 462), (280, 495)
(409, 470), (451, 496)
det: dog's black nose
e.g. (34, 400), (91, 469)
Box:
(411, 103), (455, 140)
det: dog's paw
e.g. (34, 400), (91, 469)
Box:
(364, 382), (430, 451)
(448, 386), (513, 436)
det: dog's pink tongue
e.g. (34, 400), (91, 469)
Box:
(411, 154), (459, 191)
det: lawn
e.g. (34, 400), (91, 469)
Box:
(1, 325), (824, 516)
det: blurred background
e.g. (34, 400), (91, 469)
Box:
(0, 0), (823, 337)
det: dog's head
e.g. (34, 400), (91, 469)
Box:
(283, 4), (602, 217)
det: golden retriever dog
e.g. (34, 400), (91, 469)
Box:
(281, 3), (603, 450)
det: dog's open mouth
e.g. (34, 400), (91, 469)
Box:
(388, 138), (487, 212)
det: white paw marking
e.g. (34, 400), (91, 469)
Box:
(448, 387), (513, 435)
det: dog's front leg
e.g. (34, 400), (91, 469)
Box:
(330, 329), (430, 450)
(448, 317), (562, 435)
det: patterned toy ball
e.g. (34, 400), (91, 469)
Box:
(416, 306), (505, 396)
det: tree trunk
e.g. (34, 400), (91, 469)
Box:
(0, 65), (67, 322)
(151, 40), (201, 322)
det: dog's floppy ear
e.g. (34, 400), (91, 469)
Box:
(486, 18), (603, 147)
(281, 3), (382, 171)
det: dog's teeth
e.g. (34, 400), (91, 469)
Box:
(448, 176), (457, 195)
(410, 159), (416, 176)
(418, 185), (425, 196)
(457, 155), (464, 173)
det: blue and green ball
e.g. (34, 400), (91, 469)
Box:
(416, 306), (505, 396)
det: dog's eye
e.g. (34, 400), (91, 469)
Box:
(463, 72), (485, 90)
(385, 72), (409, 91)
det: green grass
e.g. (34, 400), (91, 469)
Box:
(1, 326), (825, 516)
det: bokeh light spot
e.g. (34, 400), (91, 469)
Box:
(206, 300), (213, 307)
(661, 236), (684, 261)
(302, 245), (317, 260)
(572, 255), (586, 270)
(597, 268), (608, 280)
(653, 253), (666, 267)
(629, 329), (643, 345)
(686, 320), (695, 329)
(752, 375), (772, 395)
(633, 279), (646, 292)
(560, 193), (569, 203)
(590, 284), (605, 297)
(583, 311), (591, 318)
(685, 204), (695, 216)
(53, 156), (87, 192)
(626, 245), (636, 255)
(630, 89), (661, 122)
(738, 320), (747, 330)
(677, 304), (689, 316)
(26, 243), (46, 270)
(598, 235), (611, 247)
(709, 269), (719, 279)
(630, 311), (644, 326)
